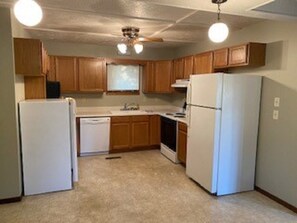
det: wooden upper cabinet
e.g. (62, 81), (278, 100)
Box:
(154, 60), (173, 93)
(78, 58), (106, 92)
(55, 56), (78, 93)
(193, 51), (213, 74)
(229, 44), (247, 65)
(47, 56), (56, 81)
(213, 48), (228, 68)
(229, 43), (266, 67)
(213, 43), (266, 69)
(173, 58), (184, 80)
(24, 76), (46, 99)
(183, 56), (194, 79)
(142, 61), (155, 93)
(14, 38), (49, 76)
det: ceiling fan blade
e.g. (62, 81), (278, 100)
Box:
(136, 37), (164, 42)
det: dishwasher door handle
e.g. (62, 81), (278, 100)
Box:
(84, 120), (108, 125)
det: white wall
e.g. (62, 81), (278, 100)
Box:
(0, 7), (22, 200)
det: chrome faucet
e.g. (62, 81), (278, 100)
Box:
(121, 103), (139, 110)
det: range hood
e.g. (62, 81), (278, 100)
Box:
(171, 79), (189, 88)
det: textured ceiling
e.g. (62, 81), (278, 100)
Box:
(0, 0), (296, 48)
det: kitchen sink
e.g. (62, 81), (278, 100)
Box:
(110, 110), (148, 115)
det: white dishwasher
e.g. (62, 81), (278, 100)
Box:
(80, 117), (110, 155)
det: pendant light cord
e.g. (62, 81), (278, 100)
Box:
(217, 3), (221, 21)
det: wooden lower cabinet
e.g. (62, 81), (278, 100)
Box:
(110, 115), (158, 152)
(110, 116), (131, 150)
(149, 115), (160, 145)
(177, 122), (187, 165)
(131, 116), (149, 147)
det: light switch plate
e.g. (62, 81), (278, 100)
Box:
(274, 97), (280, 107)
(273, 110), (279, 120)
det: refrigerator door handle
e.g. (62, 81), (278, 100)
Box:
(188, 107), (192, 129)
(186, 82), (192, 105)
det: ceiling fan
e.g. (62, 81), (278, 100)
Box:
(117, 26), (164, 54)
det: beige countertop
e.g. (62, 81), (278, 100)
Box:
(75, 106), (188, 124)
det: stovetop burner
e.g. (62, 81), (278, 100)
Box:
(165, 112), (186, 118)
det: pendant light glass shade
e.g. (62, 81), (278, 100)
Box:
(14, 0), (43, 27)
(134, 43), (143, 54)
(208, 22), (229, 43)
(117, 43), (127, 54)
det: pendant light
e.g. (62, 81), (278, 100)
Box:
(14, 0), (43, 27)
(208, 0), (229, 43)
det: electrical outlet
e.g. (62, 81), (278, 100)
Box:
(273, 110), (279, 120)
(274, 97), (280, 107)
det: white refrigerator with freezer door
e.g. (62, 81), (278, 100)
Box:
(186, 73), (262, 195)
(19, 98), (78, 196)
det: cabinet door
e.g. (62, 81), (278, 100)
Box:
(14, 38), (43, 76)
(213, 48), (228, 68)
(154, 60), (172, 93)
(177, 122), (187, 164)
(173, 58), (184, 80)
(142, 61), (155, 93)
(41, 45), (49, 75)
(228, 44), (248, 65)
(47, 56), (56, 81)
(150, 115), (160, 145)
(183, 56), (193, 79)
(24, 76), (46, 99)
(193, 51), (213, 74)
(78, 58), (106, 92)
(131, 116), (149, 147)
(55, 56), (78, 93)
(131, 121), (149, 147)
(110, 122), (131, 150)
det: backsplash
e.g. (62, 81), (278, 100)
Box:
(64, 91), (186, 108)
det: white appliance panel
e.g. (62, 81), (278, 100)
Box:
(186, 106), (222, 193)
(217, 74), (262, 195)
(188, 73), (223, 108)
(80, 117), (110, 154)
(20, 100), (72, 195)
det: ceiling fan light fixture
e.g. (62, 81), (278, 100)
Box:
(208, 0), (229, 43)
(117, 43), (127, 54)
(14, 0), (43, 27)
(134, 43), (143, 54)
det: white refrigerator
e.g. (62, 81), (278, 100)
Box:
(19, 98), (78, 196)
(186, 73), (262, 196)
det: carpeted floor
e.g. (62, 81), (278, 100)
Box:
(0, 150), (296, 223)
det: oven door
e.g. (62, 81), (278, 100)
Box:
(161, 116), (177, 152)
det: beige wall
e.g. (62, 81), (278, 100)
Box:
(176, 20), (297, 207)
(43, 40), (186, 108)
(43, 40), (177, 60)
(0, 7), (22, 200)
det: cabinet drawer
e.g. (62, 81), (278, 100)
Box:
(178, 122), (187, 132)
(132, 115), (149, 122)
(111, 116), (130, 123)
